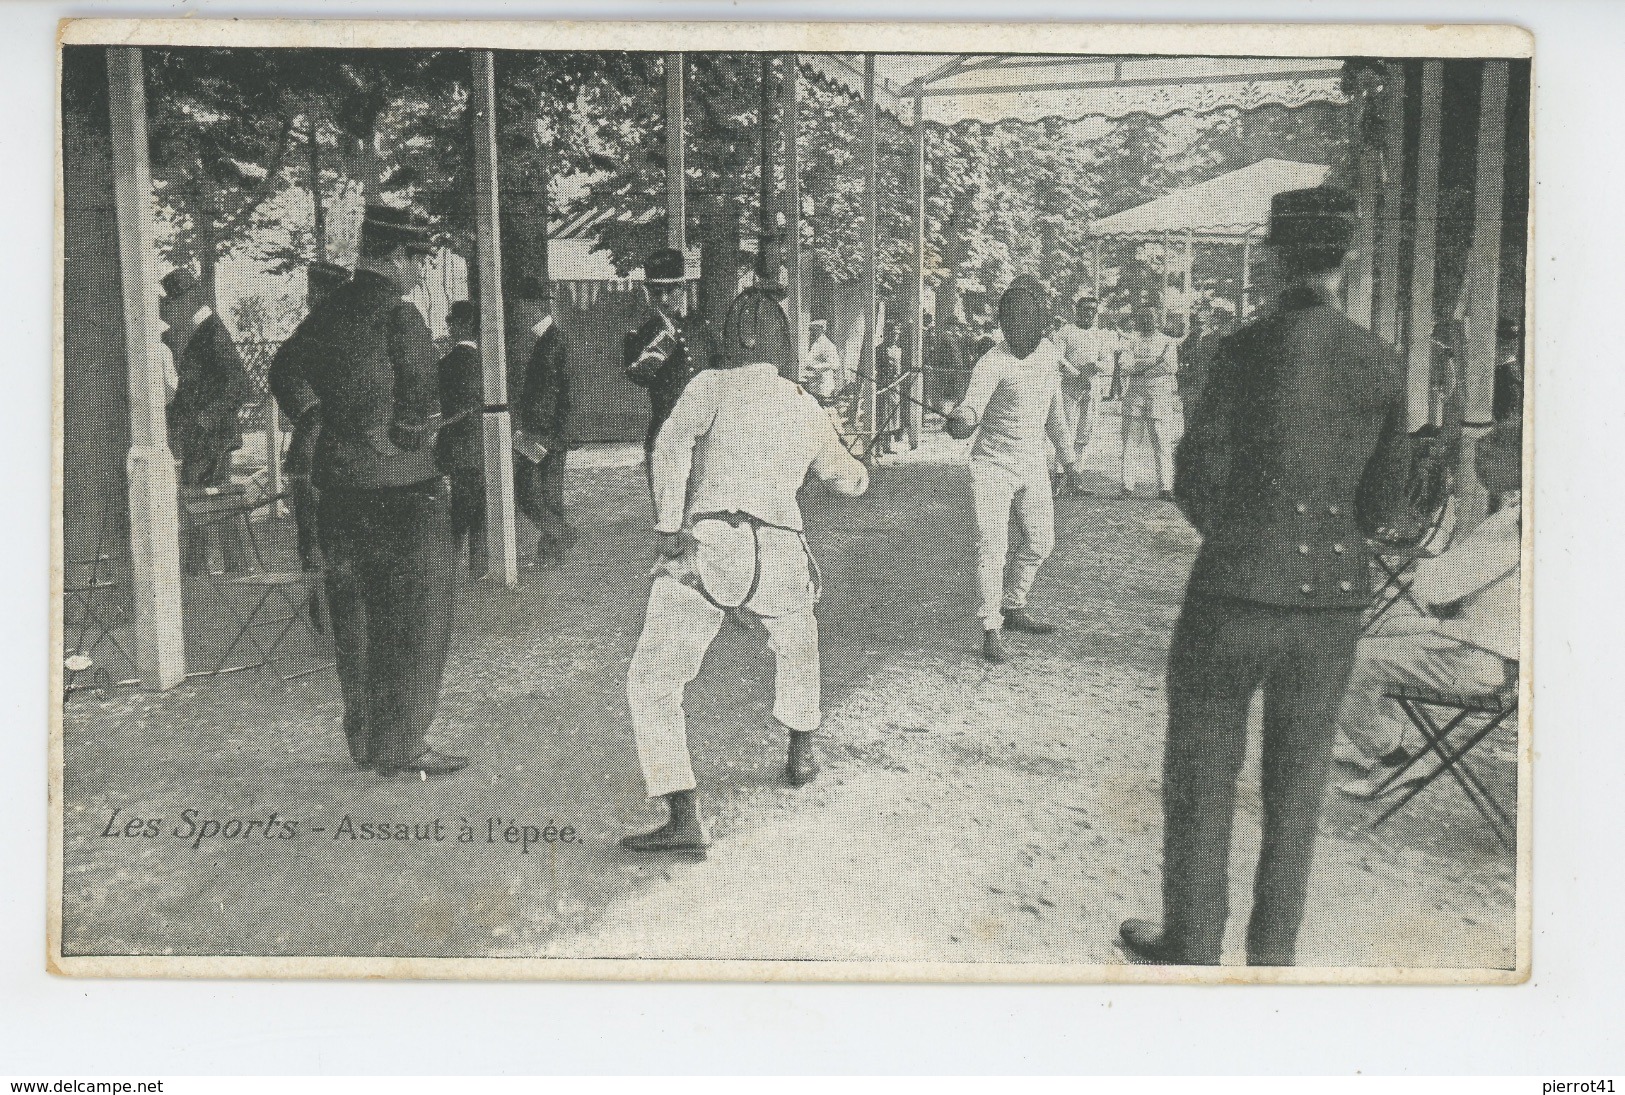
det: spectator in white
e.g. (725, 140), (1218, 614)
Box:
(1334, 420), (1522, 798)
(622, 288), (870, 854)
(803, 318), (843, 401)
(1119, 304), (1184, 500)
(947, 277), (1085, 665)
(1050, 292), (1119, 488)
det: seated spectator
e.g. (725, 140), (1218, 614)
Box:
(1334, 420), (1522, 797)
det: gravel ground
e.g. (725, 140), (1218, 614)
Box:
(60, 420), (1517, 969)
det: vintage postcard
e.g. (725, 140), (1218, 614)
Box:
(52, 18), (1532, 982)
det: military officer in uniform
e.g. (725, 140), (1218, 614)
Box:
(159, 267), (254, 575)
(1120, 187), (1411, 966)
(624, 247), (718, 487)
(268, 205), (464, 779)
(512, 280), (578, 566)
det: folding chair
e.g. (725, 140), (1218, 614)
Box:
(1369, 661), (1520, 852)
(181, 490), (331, 681)
(63, 507), (138, 701)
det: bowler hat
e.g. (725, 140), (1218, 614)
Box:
(1266, 186), (1355, 252)
(361, 203), (436, 255)
(160, 268), (200, 299)
(642, 247), (689, 285)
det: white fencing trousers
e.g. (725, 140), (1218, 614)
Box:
(628, 576), (822, 799)
(969, 459), (1055, 629)
(1119, 374), (1184, 492)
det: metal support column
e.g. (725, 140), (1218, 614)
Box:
(1406, 60), (1444, 429)
(470, 51), (519, 588)
(1182, 228), (1195, 334)
(1240, 231), (1253, 318)
(1374, 63), (1408, 345)
(665, 53), (686, 253)
(783, 53), (804, 382)
(106, 46), (185, 690)
(907, 90), (926, 448)
(860, 54), (879, 444)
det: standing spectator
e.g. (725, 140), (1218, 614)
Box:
(160, 268), (253, 575)
(928, 314), (968, 408)
(624, 248), (719, 491)
(1119, 186), (1411, 966)
(1492, 316), (1524, 424)
(1050, 293), (1119, 481)
(876, 321), (904, 453)
(803, 318), (843, 400)
(1118, 305), (1184, 500)
(269, 204), (463, 778)
(513, 282), (578, 567)
(436, 300), (487, 575)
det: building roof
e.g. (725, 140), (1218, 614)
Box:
(1089, 158), (1332, 239)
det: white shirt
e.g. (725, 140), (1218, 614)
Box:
(653, 363), (869, 534)
(1411, 505), (1521, 662)
(1052, 322), (1117, 383)
(1122, 330), (1180, 381)
(957, 339), (1072, 474)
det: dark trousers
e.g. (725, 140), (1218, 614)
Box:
(317, 477), (457, 768)
(1158, 594), (1363, 965)
(516, 450), (575, 561)
(180, 453), (250, 576)
(448, 466), (488, 573)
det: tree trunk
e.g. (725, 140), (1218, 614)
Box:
(697, 196), (739, 334)
(307, 117), (327, 263)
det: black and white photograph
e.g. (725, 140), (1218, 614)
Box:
(51, 19), (1531, 981)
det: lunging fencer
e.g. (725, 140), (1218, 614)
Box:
(621, 287), (869, 854)
(947, 278), (1085, 664)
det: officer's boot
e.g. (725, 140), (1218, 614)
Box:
(620, 789), (710, 854)
(982, 628), (1008, 664)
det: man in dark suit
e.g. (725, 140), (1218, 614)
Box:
(436, 300), (487, 574)
(1120, 187), (1412, 966)
(624, 247), (718, 484)
(268, 205), (464, 779)
(159, 268), (254, 575)
(511, 281), (577, 566)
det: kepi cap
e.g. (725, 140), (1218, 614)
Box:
(361, 203), (436, 256)
(1265, 186), (1355, 252)
(642, 247), (689, 285)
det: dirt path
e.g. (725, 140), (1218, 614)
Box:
(60, 432), (1515, 968)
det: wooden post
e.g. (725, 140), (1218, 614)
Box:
(665, 53), (686, 253)
(907, 90), (927, 449)
(1240, 231), (1253, 318)
(861, 54), (879, 444)
(1159, 232), (1172, 326)
(1374, 63), (1408, 345)
(1092, 238), (1103, 299)
(1347, 82), (1382, 329)
(1458, 60), (1511, 531)
(783, 53), (804, 382)
(106, 47), (185, 689)
(470, 51), (519, 588)
(1182, 229), (1195, 335)
(1406, 60), (1444, 429)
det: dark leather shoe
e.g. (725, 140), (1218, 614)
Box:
(1003, 609), (1056, 635)
(620, 822), (709, 854)
(1119, 918), (1186, 964)
(785, 731), (819, 788)
(982, 629), (1008, 664)
(377, 749), (469, 778)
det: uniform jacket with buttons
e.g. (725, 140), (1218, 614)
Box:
(268, 269), (441, 491)
(624, 311), (718, 449)
(1174, 284), (1411, 609)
